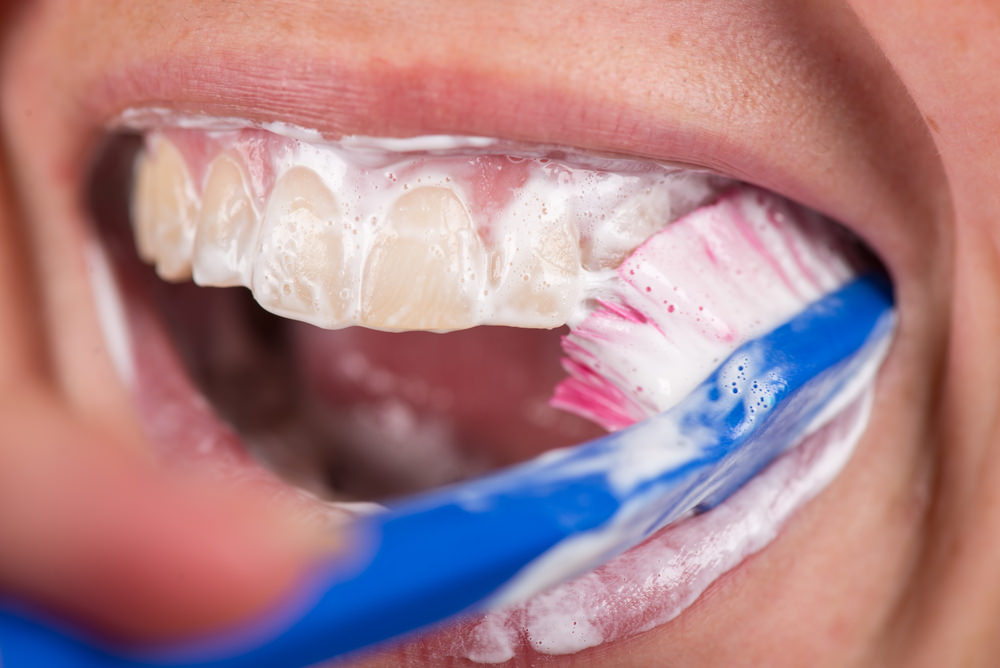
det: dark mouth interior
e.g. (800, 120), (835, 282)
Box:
(152, 283), (606, 500)
(87, 134), (606, 502)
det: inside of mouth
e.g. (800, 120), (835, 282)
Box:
(151, 280), (607, 500)
(89, 134), (612, 502)
(87, 128), (881, 505)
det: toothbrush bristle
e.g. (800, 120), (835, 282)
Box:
(552, 186), (865, 431)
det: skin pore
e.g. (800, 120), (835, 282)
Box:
(0, 0), (997, 665)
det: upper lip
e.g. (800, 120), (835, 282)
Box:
(9, 2), (947, 303)
(76, 57), (929, 300)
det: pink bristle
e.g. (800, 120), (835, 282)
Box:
(550, 185), (864, 432)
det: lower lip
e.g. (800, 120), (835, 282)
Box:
(86, 225), (877, 663)
(393, 391), (873, 663)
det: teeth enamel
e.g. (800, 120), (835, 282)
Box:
(192, 154), (259, 287)
(490, 196), (582, 326)
(131, 131), (727, 331)
(362, 187), (486, 330)
(252, 167), (353, 325)
(131, 136), (198, 280)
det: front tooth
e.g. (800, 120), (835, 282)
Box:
(131, 136), (198, 280)
(251, 167), (354, 326)
(192, 153), (259, 287)
(362, 187), (487, 330)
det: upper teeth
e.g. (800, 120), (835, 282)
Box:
(192, 152), (259, 287)
(131, 127), (726, 331)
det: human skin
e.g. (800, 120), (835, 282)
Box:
(0, 0), (997, 665)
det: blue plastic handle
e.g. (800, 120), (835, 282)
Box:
(0, 273), (895, 668)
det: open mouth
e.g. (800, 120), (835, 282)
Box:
(85, 113), (890, 665)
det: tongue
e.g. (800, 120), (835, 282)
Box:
(289, 323), (606, 493)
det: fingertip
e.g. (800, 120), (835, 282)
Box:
(0, 393), (340, 643)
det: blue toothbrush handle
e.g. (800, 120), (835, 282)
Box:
(0, 493), (606, 667)
(0, 273), (895, 668)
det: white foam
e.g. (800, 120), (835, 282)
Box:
(85, 241), (135, 386)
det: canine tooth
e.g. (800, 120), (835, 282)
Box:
(131, 136), (198, 280)
(192, 154), (258, 286)
(493, 210), (582, 327)
(362, 187), (486, 330)
(252, 167), (354, 326)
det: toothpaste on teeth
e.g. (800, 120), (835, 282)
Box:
(129, 125), (730, 332)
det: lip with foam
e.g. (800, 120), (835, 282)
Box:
(110, 116), (892, 663)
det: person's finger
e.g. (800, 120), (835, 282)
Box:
(0, 137), (49, 390)
(0, 125), (343, 643)
(0, 385), (337, 642)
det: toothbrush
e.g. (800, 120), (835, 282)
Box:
(0, 272), (895, 668)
